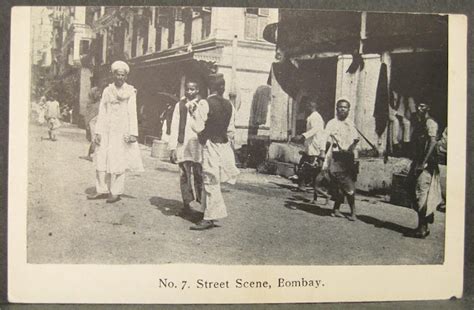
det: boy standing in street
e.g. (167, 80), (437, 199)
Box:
(44, 94), (61, 141)
(168, 80), (205, 216)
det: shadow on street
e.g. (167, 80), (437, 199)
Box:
(149, 196), (201, 223)
(356, 214), (414, 235)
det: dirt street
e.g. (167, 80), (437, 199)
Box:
(27, 123), (445, 265)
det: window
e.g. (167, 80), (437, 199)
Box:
(246, 8), (258, 15)
(168, 10), (175, 48)
(244, 8), (269, 41)
(183, 8), (193, 44)
(154, 7), (175, 50)
(258, 8), (269, 16)
(79, 40), (89, 55)
(95, 35), (103, 64)
(201, 9), (211, 39)
(155, 25), (162, 52)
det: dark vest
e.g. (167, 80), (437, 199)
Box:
(411, 115), (438, 167)
(198, 95), (233, 145)
(177, 99), (187, 144)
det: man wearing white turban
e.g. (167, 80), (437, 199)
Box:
(87, 61), (144, 203)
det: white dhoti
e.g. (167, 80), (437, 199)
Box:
(93, 82), (143, 197)
(95, 171), (125, 196)
(198, 141), (239, 220)
(415, 169), (443, 217)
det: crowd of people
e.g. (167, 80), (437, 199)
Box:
(291, 96), (445, 239)
(59, 60), (445, 238)
(84, 61), (238, 231)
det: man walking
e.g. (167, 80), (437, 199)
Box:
(323, 99), (360, 221)
(189, 74), (239, 230)
(44, 94), (61, 141)
(407, 101), (442, 238)
(291, 98), (326, 203)
(87, 61), (144, 203)
(168, 80), (204, 215)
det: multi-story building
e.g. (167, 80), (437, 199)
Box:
(30, 7), (54, 100)
(47, 6), (96, 124)
(31, 7), (54, 67)
(263, 9), (448, 192)
(80, 6), (278, 146)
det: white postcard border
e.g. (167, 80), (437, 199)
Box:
(8, 7), (467, 304)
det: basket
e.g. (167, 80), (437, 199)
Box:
(151, 139), (170, 160)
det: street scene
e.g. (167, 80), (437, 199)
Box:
(28, 123), (445, 265)
(28, 7), (448, 265)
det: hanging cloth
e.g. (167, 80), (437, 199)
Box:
(250, 85), (272, 126)
(373, 63), (390, 137)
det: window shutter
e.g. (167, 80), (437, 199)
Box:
(258, 8), (269, 17)
(245, 14), (258, 40)
(245, 8), (258, 15)
(258, 17), (268, 40)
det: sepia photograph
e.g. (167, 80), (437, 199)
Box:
(8, 5), (466, 304)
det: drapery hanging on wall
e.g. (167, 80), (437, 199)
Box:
(250, 85), (272, 126)
(373, 62), (389, 137)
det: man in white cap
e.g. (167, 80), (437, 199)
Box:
(87, 61), (144, 203)
(323, 98), (360, 221)
(188, 73), (239, 230)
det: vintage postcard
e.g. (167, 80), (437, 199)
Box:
(8, 6), (466, 303)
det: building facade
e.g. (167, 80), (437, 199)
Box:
(47, 6), (278, 146)
(30, 7), (54, 101)
(263, 10), (448, 191)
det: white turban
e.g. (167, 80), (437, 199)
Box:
(111, 61), (130, 74)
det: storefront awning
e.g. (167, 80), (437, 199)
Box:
(263, 10), (447, 56)
(129, 45), (222, 70)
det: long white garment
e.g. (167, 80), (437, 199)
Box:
(96, 171), (125, 196)
(94, 83), (144, 174)
(168, 97), (204, 163)
(302, 111), (325, 156)
(191, 97), (239, 220)
(45, 100), (60, 119)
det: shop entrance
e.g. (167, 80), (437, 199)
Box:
(293, 57), (338, 135)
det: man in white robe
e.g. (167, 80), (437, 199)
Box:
(87, 61), (144, 203)
(188, 74), (239, 230)
(44, 95), (60, 141)
(168, 80), (204, 215)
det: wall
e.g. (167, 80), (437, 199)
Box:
(31, 7), (53, 66)
(74, 7), (86, 24)
(78, 67), (92, 117)
(198, 7), (278, 147)
(269, 69), (291, 141)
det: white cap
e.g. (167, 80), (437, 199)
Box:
(111, 61), (130, 74)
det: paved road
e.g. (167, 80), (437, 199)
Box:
(27, 123), (445, 265)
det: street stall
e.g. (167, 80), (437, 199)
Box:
(263, 10), (448, 197)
